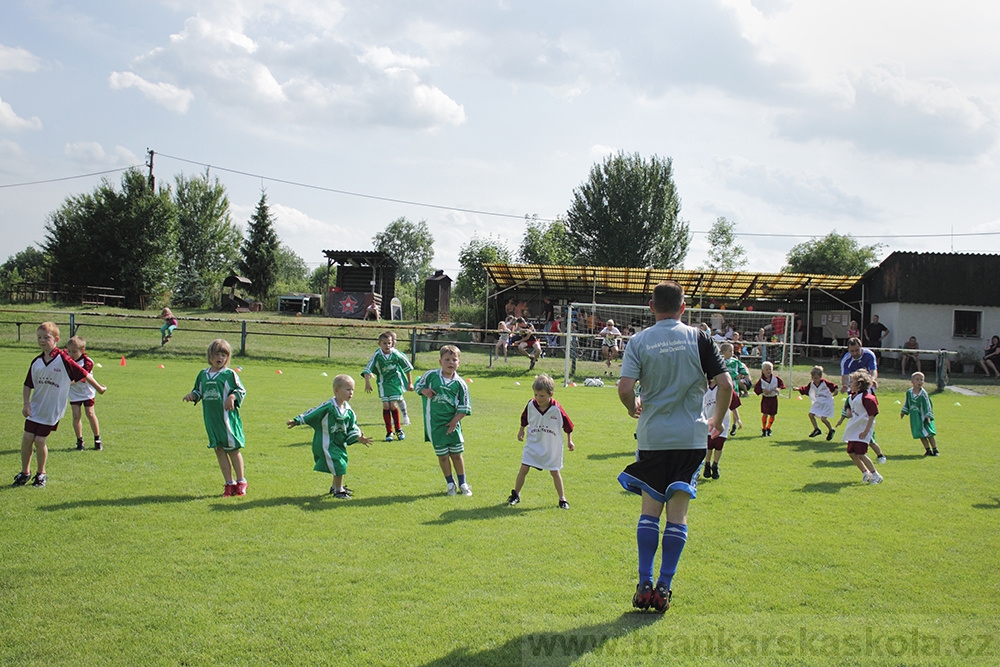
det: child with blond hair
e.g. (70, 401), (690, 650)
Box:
(183, 339), (247, 496)
(66, 335), (103, 451)
(843, 370), (883, 484)
(287, 374), (374, 497)
(753, 361), (785, 437)
(415, 345), (473, 496)
(506, 374), (575, 509)
(13, 322), (106, 488)
(900, 371), (939, 456)
(796, 366), (839, 440)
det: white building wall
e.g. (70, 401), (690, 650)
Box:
(872, 301), (1000, 355)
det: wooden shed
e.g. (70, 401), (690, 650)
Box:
(322, 250), (398, 320)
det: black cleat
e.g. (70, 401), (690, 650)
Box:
(651, 582), (672, 612)
(12, 472), (30, 487)
(506, 490), (520, 506)
(632, 582), (653, 610)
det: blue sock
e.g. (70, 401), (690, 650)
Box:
(637, 514), (660, 583)
(658, 523), (688, 589)
(445, 475), (455, 485)
(457, 474), (466, 486)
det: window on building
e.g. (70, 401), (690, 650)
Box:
(953, 310), (982, 338)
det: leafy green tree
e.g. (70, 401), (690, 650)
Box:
(517, 215), (573, 265)
(565, 152), (689, 268)
(783, 232), (883, 275)
(700, 216), (747, 272)
(272, 244), (310, 293)
(373, 217), (435, 285)
(173, 170), (241, 307)
(0, 246), (48, 290)
(454, 234), (511, 303)
(373, 216), (435, 312)
(239, 191), (281, 301)
(43, 168), (177, 307)
(309, 265), (332, 294)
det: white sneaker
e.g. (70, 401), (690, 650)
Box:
(877, 456), (887, 464)
(459, 483), (473, 497)
(446, 482), (457, 496)
(870, 471), (883, 484)
(862, 471), (873, 484)
(402, 416), (411, 426)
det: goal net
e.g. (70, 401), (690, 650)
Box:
(562, 302), (793, 393)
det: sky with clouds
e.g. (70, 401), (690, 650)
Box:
(2, 0), (1000, 277)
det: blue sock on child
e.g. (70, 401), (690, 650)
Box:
(457, 474), (466, 486)
(637, 514), (660, 583)
(445, 475), (455, 484)
(657, 523), (688, 589)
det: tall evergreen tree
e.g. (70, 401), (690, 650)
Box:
(239, 191), (281, 301)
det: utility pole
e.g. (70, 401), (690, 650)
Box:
(146, 148), (155, 191)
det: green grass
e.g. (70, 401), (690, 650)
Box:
(1, 340), (1000, 666)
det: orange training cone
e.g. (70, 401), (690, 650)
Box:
(120, 356), (126, 367)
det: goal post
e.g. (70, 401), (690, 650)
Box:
(562, 302), (793, 393)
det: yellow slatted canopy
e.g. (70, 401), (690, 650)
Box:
(483, 264), (860, 301)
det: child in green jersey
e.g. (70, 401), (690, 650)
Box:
(900, 371), (938, 456)
(183, 339), (247, 497)
(288, 374), (374, 498)
(362, 331), (414, 442)
(415, 345), (473, 496)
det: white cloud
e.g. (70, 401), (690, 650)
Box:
(270, 203), (349, 236)
(713, 155), (877, 218)
(0, 97), (42, 131)
(120, 5), (465, 130)
(776, 64), (1000, 162)
(108, 71), (194, 113)
(0, 43), (42, 72)
(64, 142), (140, 169)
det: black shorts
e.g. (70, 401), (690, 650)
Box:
(24, 420), (58, 437)
(617, 448), (707, 503)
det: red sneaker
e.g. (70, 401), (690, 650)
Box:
(223, 483), (236, 497)
(651, 583), (672, 612)
(235, 481), (248, 496)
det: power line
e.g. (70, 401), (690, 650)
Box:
(4, 154), (998, 242)
(155, 152), (547, 223)
(0, 166), (139, 189)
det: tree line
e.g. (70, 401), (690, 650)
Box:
(0, 152), (883, 312)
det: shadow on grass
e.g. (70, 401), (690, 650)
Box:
(793, 481), (855, 494)
(210, 491), (441, 512)
(885, 453), (930, 461)
(281, 440), (312, 448)
(768, 438), (841, 454)
(418, 612), (661, 667)
(973, 497), (1000, 510)
(811, 459), (854, 468)
(0, 448), (22, 456)
(587, 451), (633, 461)
(423, 503), (546, 525)
(38, 494), (214, 511)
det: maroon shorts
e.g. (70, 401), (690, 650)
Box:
(707, 435), (727, 451)
(24, 420), (58, 437)
(70, 399), (95, 407)
(729, 393), (742, 409)
(846, 441), (869, 455)
(759, 396), (778, 415)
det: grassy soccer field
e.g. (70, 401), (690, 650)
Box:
(1, 341), (999, 666)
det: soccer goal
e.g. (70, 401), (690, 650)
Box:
(562, 302), (794, 393)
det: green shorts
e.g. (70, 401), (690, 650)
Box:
(432, 441), (464, 457)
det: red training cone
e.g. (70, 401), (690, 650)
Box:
(120, 356), (126, 367)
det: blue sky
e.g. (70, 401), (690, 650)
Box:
(2, 0), (1000, 277)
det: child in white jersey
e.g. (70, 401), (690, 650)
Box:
(506, 374), (575, 509)
(66, 336), (103, 451)
(14, 322), (106, 488)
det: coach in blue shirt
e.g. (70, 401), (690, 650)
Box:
(840, 337), (878, 392)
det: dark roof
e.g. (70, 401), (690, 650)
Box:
(861, 251), (1000, 307)
(322, 250), (398, 268)
(222, 275), (251, 288)
(484, 263), (860, 301)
